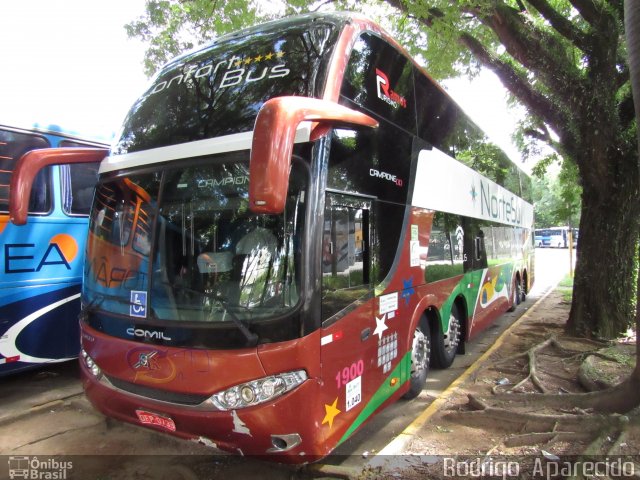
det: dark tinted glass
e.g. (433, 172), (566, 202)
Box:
(414, 68), (530, 196)
(84, 155), (306, 332)
(327, 124), (413, 205)
(414, 71), (460, 150)
(114, 20), (339, 154)
(341, 32), (416, 134)
(60, 163), (99, 215)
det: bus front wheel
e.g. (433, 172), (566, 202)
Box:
(403, 320), (431, 399)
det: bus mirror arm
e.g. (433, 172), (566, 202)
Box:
(249, 96), (378, 214)
(9, 147), (109, 225)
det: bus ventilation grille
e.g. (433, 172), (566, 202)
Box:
(106, 375), (210, 406)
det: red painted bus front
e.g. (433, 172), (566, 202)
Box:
(80, 326), (328, 460)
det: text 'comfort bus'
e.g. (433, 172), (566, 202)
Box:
(9, 13), (534, 461)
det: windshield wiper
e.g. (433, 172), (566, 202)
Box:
(210, 292), (259, 347)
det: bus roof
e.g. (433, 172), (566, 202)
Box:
(0, 122), (110, 146)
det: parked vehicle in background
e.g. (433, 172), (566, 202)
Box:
(0, 124), (107, 375)
(8, 13), (534, 461)
(534, 226), (577, 248)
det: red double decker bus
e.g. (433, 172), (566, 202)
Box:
(10, 12), (534, 462)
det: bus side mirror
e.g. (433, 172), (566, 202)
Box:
(10, 148), (108, 225)
(249, 96), (378, 214)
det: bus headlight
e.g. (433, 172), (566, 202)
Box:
(81, 349), (102, 379)
(211, 370), (307, 410)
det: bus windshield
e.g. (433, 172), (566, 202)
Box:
(83, 154), (308, 328)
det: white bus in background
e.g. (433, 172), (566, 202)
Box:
(534, 226), (578, 248)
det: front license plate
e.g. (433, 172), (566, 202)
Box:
(135, 409), (176, 432)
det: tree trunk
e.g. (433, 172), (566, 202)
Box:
(566, 155), (639, 339)
(567, 172), (640, 338)
(624, 0), (640, 382)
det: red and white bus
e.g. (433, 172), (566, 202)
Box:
(10, 12), (534, 462)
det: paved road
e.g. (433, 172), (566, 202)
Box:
(0, 248), (574, 479)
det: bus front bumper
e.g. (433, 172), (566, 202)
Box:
(80, 361), (327, 463)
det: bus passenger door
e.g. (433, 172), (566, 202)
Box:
(319, 193), (377, 444)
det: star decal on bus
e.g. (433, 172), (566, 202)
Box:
(470, 184), (478, 203)
(232, 51), (286, 68)
(373, 314), (388, 339)
(322, 397), (341, 429)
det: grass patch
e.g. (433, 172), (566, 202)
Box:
(557, 274), (574, 302)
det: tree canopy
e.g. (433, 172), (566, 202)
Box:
(126, 0), (639, 339)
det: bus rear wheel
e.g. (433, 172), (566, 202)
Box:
(432, 304), (462, 369)
(508, 276), (522, 311)
(403, 321), (431, 399)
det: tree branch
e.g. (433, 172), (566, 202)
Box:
(607, 0), (623, 19)
(524, 0), (589, 51)
(619, 91), (636, 129)
(476, 3), (582, 109)
(458, 32), (569, 138)
(568, 0), (608, 29)
(385, 0), (441, 27)
(523, 126), (564, 154)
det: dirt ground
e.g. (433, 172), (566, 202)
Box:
(369, 289), (639, 479)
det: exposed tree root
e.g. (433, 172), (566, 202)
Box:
(481, 334), (640, 413)
(503, 431), (594, 447)
(446, 394), (629, 434)
(577, 355), (616, 391)
(441, 329), (640, 469)
(562, 336), (611, 347)
(479, 379), (640, 413)
(490, 336), (556, 394)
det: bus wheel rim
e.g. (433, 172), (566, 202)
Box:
(410, 328), (429, 376)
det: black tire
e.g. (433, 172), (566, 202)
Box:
(431, 304), (462, 369)
(520, 276), (527, 303)
(507, 278), (518, 312)
(402, 320), (431, 400)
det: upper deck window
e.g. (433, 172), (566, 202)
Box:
(0, 128), (51, 214)
(340, 32), (416, 134)
(113, 21), (339, 155)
